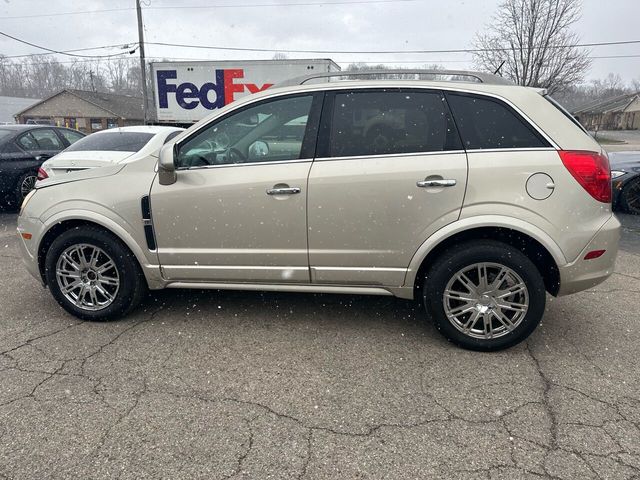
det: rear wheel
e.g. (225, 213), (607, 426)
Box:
(423, 241), (546, 351)
(44, 226), (147, 321)
(621, 177), (640, 215)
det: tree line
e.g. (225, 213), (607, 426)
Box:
(0, 56), (143, 99)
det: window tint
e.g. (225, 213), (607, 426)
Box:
(328, 90), (459, 158)
(31, 129), (64, 150)
(176, 95), (313, 168)
(65, 132), (154, 152)
(446, 93), (549, 149)
(17, 133), (38, 151)
(59, 129), (84, 145)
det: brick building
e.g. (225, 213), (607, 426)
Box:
(14, 89), (144, 133)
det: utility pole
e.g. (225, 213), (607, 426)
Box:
(136, 0), (148, 124)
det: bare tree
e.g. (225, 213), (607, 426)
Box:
(473, 0), (590, 93)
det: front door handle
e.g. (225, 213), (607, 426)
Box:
(417, 179), (457, 188)
(266, 186), (301, 195)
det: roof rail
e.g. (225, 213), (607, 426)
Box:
(278, 69), (513, 87)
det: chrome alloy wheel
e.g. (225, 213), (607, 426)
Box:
(443, 262), (529, 340)
(20, 175), (37, 199)
(55, 244), (120, 311)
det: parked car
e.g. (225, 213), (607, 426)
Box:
(610, 151), (640, 215)
(17, 70), (620, 351)
(38, 126), (184, 180)
(0, 125), (84, 205)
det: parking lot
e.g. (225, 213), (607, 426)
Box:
(0, 210), (638, 479)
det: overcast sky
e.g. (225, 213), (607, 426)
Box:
(0, 0), (638, 83)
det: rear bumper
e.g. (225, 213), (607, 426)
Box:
(557, 215), (621, 296)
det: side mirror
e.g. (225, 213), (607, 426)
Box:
(158, 143), (177, 185)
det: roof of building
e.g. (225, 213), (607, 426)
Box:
(574, 92), (640, 115)
(15, 89), (144, 119)
(0, 96), (41, 123)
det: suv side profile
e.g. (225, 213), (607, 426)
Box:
(17, 71), (620, 351)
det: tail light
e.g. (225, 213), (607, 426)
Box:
(558, 150), (611, 203)
(37, 167), (48, 181)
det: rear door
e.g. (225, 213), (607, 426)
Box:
(307, 88), (468, 286)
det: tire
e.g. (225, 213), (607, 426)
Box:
(14, 172), (37, 206)
(44, 226), (147, 321)
(423, 240), (546, 351)
(620, 177), (640, 215)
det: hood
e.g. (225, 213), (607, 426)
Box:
(36, 162), (127, 189)
(609, 151), (640, 173)
(43, 150), (135, 168)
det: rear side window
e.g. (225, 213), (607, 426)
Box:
(327, 90), (461, 158)
(446, 92), (550, 150)
(65, 132), (154, 152)
(58, 129), (85, 145)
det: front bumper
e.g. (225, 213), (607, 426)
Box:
(557, 215), (621, 296)
(16, 215), (46, 285)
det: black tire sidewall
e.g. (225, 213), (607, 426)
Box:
(621, 178), (640, 215)
(423, 241), (546, 351)
(14, 171), (37, 206)
(44, 227), (144, 321)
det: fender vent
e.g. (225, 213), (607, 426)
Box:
(141, 195), (156, 250)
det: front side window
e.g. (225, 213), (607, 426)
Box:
(30, 129), (64, 150)
(327, 90), (460, 158)
(176, 95), (314, 168)
(445, 92), (550, 150)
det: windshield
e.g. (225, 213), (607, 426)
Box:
(64, 132), (154, 152)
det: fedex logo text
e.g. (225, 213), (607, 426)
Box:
(157, 69), (273, 111)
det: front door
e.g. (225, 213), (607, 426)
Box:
(307, 88), (468, 286)
(150, 93), (322, 283)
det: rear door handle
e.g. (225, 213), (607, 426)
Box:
(266, 187), (301, 195)
(416, 179), (456, 188)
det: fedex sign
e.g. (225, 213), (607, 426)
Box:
(152, 61), (338, 123)
(157, 69), (272, 111)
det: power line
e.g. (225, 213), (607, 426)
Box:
(4, 43), (139, 60)
(3, 52), (638, 69)
(0, 30), (137, 58)
(0, 0), (418, 20)
(145, 39), (640, 55)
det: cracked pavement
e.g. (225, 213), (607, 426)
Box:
(1, 211), (639, 479)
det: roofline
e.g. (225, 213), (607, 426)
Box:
(149, 58), (341, 69)
(13, 88), (143, 119)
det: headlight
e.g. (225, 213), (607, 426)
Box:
(611, 170), (627, 179)
(19, 189), (36, 216)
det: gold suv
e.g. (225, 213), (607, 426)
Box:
(17, 71), (620, 350)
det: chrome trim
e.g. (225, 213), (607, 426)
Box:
(177, 158), (312, 171)
(314, 150), (466, 162)
(163, 265), (309, 271)
(312, 266), (407, 272)
(417, 179), (456, 188)
(464, 147), (557, 154)
(165, 282), (394, 296)
(266, 187), (301, 195)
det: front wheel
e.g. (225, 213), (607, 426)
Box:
(44, 226), (147, 321)
(423, 241), (546, 351)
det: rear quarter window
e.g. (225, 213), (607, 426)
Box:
(446, 92), (550, 150)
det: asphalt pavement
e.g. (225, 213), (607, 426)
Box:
(0, 209), (639, 479)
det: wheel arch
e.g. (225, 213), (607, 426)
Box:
(36, 212), (164, 289)
(406, 219), (564, 299)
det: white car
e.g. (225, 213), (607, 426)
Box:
(37, 126), (184, 179)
